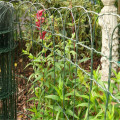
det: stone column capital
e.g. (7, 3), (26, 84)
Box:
(101, 0), (116, 6)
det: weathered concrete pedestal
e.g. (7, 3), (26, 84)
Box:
(99, 0), (119, 82)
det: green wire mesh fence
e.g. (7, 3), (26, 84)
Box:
(0, 1), (17, 120)
(0, 1), (120, 120)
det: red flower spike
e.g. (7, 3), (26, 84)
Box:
(36, 21), (40, 30)
(36, 17), (45, 30)
(39, 31), (47, 39)
(36, 10), (44, 20)
(39, 17), (45, 23)
(36, 10), (46, 39)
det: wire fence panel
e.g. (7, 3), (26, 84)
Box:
(0, 1), (120, 120)
(0, 1), (17, 120)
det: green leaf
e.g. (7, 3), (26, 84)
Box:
(65, 90), (89, 99)
(70, 51), (76, 58)
(58, 77), (63, 90)
(32, 75), (42, 83)
(55, 63), (62, 70)
(84, 109), (88, 120)
(112, 69), (117, 77)
(72, 32), (75, 39)
(77, 94), (89, 99)
(51, 85), (62, 98)
(76, 103), (88, 107)
(45, 95), (60, 101)
(66, 109), (79, 119)
(92, 109), (103, 120)
(56, 111), (61, 120)
(79, 57), (90, 63)
(47, 105), (62, 112)
(65, 92), (74, 97)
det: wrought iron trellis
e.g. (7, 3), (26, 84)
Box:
(0, 1), (120, 120)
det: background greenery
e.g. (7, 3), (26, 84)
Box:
(7, 0), (120, 119)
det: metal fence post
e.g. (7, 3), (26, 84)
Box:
(98, 0), (118, 82)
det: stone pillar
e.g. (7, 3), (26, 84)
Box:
(99, 0), (119, 82)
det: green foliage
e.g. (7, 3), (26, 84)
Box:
(25, 49), (120, 120)
(19, 0), (120, 119)
(17, 0), (102, 54)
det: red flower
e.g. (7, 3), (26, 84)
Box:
(36, 17), (45, 30)
(36, 21), (40, 30)
(36, 10), (44, 20)
(39, 31), (47, 39)
(36, 10), (47, 39)
(41, 17), (45, 22)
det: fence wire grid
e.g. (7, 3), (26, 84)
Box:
(0, 0), (120, 120)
